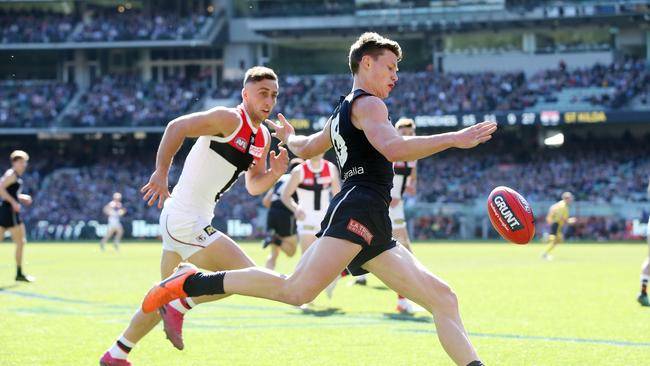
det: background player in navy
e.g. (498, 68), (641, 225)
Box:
(142, 33), (496, 366)
(261, 158), (303, 270)
(0, 150), (34, 282)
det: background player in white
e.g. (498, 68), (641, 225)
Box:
(281, 155), (341, 253)
(638, 179), (650, 306)
(282, 155), (341, 299)
(390, 117), (418, 312)
(261, 157), (303, 270)
(100, 192), (126, 251)
(0, 150), (34, 282)
(100, 66), (289, 366)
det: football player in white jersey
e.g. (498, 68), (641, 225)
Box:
(100, 66), (289, 366)
(100, 192), (126, 251)
(281, 155), (341, 253)
(390, 118), (418, 312)
(352, 118), (418, 312)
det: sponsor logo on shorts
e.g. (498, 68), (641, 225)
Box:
(234, 137), (248, 152)
(203, 225), (217, 236)
(347, 219), (374, 245)
(196, 233), (207, 243)
(491, 194), (523, 232)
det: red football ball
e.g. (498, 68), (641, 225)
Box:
(487, 186), (535, 244)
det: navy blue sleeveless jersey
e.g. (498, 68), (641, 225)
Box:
(329, 89), (393, 203)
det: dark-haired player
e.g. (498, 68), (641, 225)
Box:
(100, 66), (289, 366)
(141, 33), (496, 366)
(0, 150), (34, 282)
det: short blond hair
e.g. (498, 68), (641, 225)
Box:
(395, 117), (415, 130)
(243, 66), (278, 86)
(10, 150), (29, 162)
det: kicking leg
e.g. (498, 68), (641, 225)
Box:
(363, 244), (481, 366)
(149, 236), (361, 309)
(103, 235), (257, 362)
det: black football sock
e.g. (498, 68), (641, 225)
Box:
(16, 265), (23, 277)
(467, 361), (485, 366)
(182, 271), (226, 297)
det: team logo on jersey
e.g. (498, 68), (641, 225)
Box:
(203, 225), (217, 236)
(234, 137), (248, 152)
(347, 219), (374, 245)
(249, 145), (264, 158)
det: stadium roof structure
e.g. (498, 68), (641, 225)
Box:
(237, 2), (649, 37)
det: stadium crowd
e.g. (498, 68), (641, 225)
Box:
(0, 81), (77, 128)
(4, 59), (646, 129)
(62, 76), (208, 127)
(9, 133), (648, 241)
(0, 10), (209, 43)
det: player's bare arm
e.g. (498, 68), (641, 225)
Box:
(0, 171), (20, 212)
(141, 107), (241, 208)
(280, 166), (305, 220)
(244, 126), (289, 196)
(353, 96), (497, 162)
(266, 113), (333, 159)
(405, 163), (417, 196)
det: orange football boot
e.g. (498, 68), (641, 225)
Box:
(141, 263), (197, 313)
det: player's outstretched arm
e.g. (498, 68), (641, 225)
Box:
(265, 113), (333, 159)
(245, 126), (289, 195)
(141, 107), (240, 208)
(354, 96), (497, 162)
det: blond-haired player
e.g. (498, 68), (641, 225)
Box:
(100, 192), (126, 251)
(541, 192), (576, 260)
(0, 150), (34, 282)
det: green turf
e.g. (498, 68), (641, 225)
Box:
(0, 241), (649, 365)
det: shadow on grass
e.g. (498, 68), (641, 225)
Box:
(382, 312), (432, 323)
(298, 307), (345, 317)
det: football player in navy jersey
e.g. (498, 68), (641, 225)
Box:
(142, 33), (496, 366)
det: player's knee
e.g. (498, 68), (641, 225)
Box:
(280, 285), (317, 306)
(429, 282), (459, 314)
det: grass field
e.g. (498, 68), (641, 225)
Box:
(0, 240), (649, 365)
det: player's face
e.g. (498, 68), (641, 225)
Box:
(367, 51), (399, 99)
(12, 158), (27, 174)
(398, 127), (415, 137)
(564, 196), (573, 205)
(243, 79), (279, 123)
